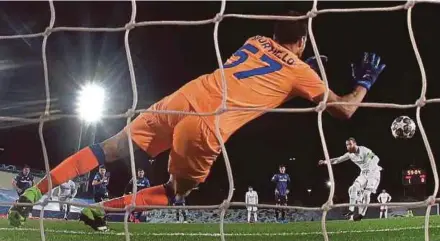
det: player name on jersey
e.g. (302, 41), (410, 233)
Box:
(252, 36), (295, 65)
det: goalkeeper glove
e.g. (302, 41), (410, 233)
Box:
(351, 52), (386, 91)
(304, 55), (328, 77)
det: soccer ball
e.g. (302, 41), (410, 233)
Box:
(391, 116), (416, 139)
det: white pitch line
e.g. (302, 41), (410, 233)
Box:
(1, 225), (440, 237)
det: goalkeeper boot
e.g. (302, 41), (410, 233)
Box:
(8, 187), (42, 227)
(80, 207), (108, 231)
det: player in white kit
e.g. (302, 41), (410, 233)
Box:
(319, 137), (381, 221)
(377, 189), (391, 218)
(55, 180), (77, 220)
(245, 186), (258, 223)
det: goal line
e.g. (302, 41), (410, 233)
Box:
(2, 225), (440, 237)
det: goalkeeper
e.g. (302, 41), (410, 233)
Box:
(8, 10), (386, 231)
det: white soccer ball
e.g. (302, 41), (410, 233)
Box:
(391, 116), (416, 139)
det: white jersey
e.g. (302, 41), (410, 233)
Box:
(58, 180), (77, 198)
(378, 192), (391, 203)
(330, 146), (381, 172)
(245, 191), (258, 205)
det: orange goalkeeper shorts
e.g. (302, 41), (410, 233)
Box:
(125, 91), (221, 183)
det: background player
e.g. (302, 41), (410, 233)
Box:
(12, 165), (33, 197)
(173, 197), (188, 223)
(271, 165), (290, 222)
(245, 186), (258, 223)
(125, 168), (150, 223)
(92, 165), (110, 203)
(318, 137), (382, 221)
(9, 10), (386, 230)
(377, 189), (392, 219)
(54, 179), (77, 220)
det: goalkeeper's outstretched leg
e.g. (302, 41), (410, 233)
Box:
(8, 91), (220, 230)
(8, 128), (134, 227)
(80, 175), (197, 230)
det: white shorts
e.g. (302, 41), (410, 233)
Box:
(58, 196), (72, 209)
(59, 196), (72, 202)
(247, 207), (257, 212)
(354, 169), (381, 194)
(380, 205), (388, 210)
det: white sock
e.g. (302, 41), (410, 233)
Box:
(385, 209), (388, 218)
(379, 211), (383, 218)
(359, 191), (371, 216)
(253, 212), (257, 222)
(348, 183), (361, 212)
(247, 211), (251, 222)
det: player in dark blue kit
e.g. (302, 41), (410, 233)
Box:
(271, 164), (290, 222)
(12, 165), (34, 197)
(125, 168), (151, 223)
(92, 165), (110, 203)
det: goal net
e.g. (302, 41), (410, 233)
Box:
(1, 0), (440, 241)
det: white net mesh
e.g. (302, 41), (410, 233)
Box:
(1, 0), (440, 241)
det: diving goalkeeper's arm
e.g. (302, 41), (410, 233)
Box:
(309, 52), (386, 119)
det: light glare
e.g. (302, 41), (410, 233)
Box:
(77, 83), (105, 123)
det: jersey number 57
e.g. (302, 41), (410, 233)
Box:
(224, 43), (282, 80)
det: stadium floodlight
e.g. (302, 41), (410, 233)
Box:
(76, 83), (106, 123)
(326, 181), (332, 187)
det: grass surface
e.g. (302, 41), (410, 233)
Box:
(1, 216), (440, 241)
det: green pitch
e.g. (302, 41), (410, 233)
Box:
(1, 216), (440, 241)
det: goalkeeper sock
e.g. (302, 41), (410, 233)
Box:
(102, 185), (171, 209)
(36, 145), (104, 194)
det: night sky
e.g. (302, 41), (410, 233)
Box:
(0, 1), (439, 207)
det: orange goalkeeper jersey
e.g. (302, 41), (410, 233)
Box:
(179, 35), (326, 139)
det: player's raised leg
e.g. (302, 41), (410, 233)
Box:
(346, 180), (362, 217)
(80, 111), (221, 230)
(82, 174), (209, 229)
(357, 190), (371, 218)
(355, 170), (380, 221)
(7, 133), (133, 227)
(7, 93), (184, 227)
